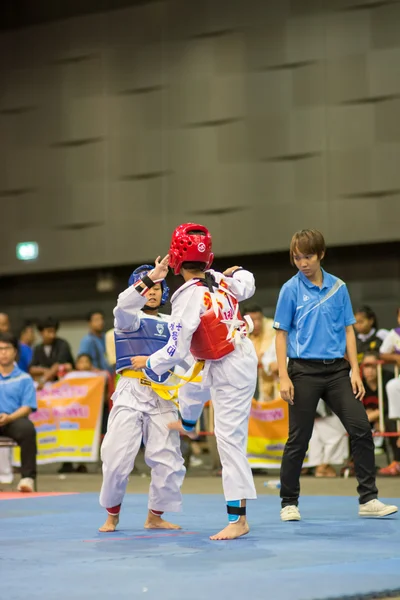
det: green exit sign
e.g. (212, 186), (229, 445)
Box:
(16, 242), (39, 261)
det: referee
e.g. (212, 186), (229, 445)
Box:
(274, 229), (397, 521)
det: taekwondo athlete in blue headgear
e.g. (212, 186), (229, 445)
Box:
(99, 255), (187, 533)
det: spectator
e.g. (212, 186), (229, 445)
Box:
(379, 308), (400, 475)
(361, 351), (400, 476)
(72, 351), (112, 468)
(78, 311), (110, 372)
(75, 353), (94, 372)
(29, 317), (74, 387)
(0, 332), (37, 493)
(0, 313), (36, 374)
(79, 312), (113, 442)
(306, 400), (348, 478)
(105, 328), (116, 370)
(18, 322), (36, 373)
(60, 353), (97, 474)
(379, 307), (400, 365)
(19, 322), (35, 348)
(0, 313), (10, 334)
(243, 304), (276, 401)
(261, 340), (279, 393)
(354, 306), (388, 363)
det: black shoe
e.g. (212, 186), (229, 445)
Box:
(58, 463), (74, 474)
(75, 464), (88, 474)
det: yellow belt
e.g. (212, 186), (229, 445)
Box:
(121, 361), (204, 407)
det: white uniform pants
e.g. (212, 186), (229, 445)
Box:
(306, 414), (348, 467)
(387, 377), (400, 419)
(207, 341), (258, 502)
(99, 403), (185, 513)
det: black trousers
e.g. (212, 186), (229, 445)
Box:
(280, 359), (378, 507)
(0, 417), (37, 479)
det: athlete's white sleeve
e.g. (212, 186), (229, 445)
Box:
(209, 268), (255, 302)
(113, 285), (148, 332)
(147, 286), (202, 375)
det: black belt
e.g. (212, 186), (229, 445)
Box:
(290, 358), (344, 365)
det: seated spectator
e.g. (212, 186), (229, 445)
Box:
(379, 307), (400, 366)
(306, 400), (347, 478)
(19, 322), (35, 348)
(75, 353), (94, 373)
(0, 332), (37, 492)
(385, 373), (400, 474)
(378, 308), (400, 474)
(79, 311), (110, 372)
(361, 351), (400, 476)
(0, 312), (10, 334)
(354, 305), (388, 363)
(61, 353), (97, 474)
(261, 341), (279, 390)
(18, 322), (36, 373)
(243, 304), (276, 401)
(0, 313), (36, 374)
(30, 317), (74, 387)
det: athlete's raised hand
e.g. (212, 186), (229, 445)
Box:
(149, 254), (169, 281)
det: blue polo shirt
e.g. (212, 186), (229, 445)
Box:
(273, 269), (356, 360)
(0, 366), (37, 415)
(79, 334), (110, 372)
(18, 342), (33, 373)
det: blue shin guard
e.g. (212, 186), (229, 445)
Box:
(227, 500), (246, 523)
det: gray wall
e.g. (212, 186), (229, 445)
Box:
(1, 0), (400, 276)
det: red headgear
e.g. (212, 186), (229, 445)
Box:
(169, 223), (214, 275)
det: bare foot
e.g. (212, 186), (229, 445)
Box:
(210, 519), (250, 541)
(324, 464), (337, 478)
(99, 514), (119, 532)
(144, 511), (181, 530)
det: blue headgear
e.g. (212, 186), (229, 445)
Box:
(128, 264), (169, 306)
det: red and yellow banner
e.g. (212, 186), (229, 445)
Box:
(13, 375), (105, 465)
(247, 398), (289, 469)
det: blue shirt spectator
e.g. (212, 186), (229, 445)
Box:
(0, 332), (37, 491)
(18, 343), (33, 373)
(79, 310), (110, 371)
(18, 322), (36, 373)
(0, 365), (37, 414)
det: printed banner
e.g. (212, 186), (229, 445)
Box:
(13, 374), (105, 466)
(247, 398), (289, 469)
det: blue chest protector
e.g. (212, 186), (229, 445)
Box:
(115, 317), (171, 383)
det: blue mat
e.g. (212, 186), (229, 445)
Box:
(0, 494), (399, 600)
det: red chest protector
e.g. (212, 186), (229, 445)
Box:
(190, 280), (243, 361)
